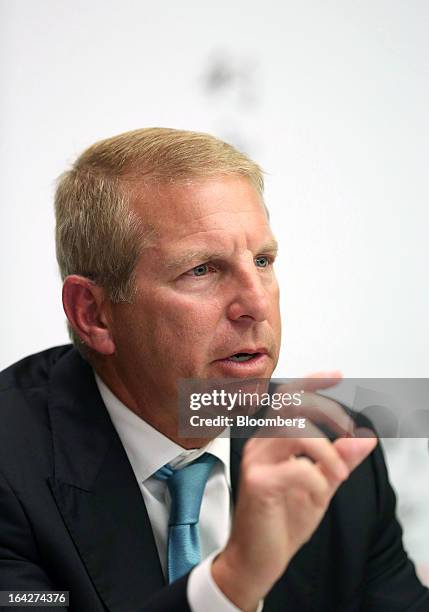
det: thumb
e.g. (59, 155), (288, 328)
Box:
(334, 428), (378, 472)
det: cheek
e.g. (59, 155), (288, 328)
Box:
(270, 279), (281, 314)
(143, 293), (223, 348)
(110, 312), (148, 358)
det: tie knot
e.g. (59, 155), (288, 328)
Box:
(154, 453), (217, 526)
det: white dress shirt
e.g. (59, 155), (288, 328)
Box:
(95, 374), (243, 612)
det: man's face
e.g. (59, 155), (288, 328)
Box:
(108, 175), (281, 411)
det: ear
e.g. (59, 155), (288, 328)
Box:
(62, 275), (115, 355)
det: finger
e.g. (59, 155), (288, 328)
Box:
(262, 389), (355, 438)
(294, 437), (351, 482)
(272, 456), (331, 507)
(296, 393), (356, 437)
(252, 412), (324, 440)
(334, 428), (378, 472)
(251, 435), (349, 483)
(306, 370), (343, 385)
(274, 371), (343, 395)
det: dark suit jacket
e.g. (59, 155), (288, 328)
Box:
(0, 345), (428, 611)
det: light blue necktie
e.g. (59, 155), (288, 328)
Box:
(154, 453), (217, 583)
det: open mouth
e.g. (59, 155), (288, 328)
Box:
(214, 350), (269, 375)
(227, 352), (259, 362)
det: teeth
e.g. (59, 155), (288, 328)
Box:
(229, 353), (255, 362)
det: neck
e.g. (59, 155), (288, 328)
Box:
(92, 359), (215, 450)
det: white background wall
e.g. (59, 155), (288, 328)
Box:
(1, 0), (429, 579)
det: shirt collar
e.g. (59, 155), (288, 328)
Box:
(94, 372), (231, 486)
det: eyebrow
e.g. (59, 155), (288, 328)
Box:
(166, 239), (279, 271)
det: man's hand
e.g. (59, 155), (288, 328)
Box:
(212, 375), (378, 612)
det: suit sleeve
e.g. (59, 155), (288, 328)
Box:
(0, 469), (68, 611)
(361, 443), (429, 611)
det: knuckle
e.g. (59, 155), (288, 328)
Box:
(240, 465), (266, 491)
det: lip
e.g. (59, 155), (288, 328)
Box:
(218, 347), (268, 360)
(213, 352), (271, 377)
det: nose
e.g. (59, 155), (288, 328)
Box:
(226, 265), (272, 323)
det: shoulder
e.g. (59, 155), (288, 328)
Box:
(0, 345), (76, 479)
(0, 345), (73, 393)
(0, 344), (74, 430)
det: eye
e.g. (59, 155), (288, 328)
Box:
(255, 255), (271, 268)
(188, 263), (212, 277)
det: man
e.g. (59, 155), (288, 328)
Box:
(0, 127), (427, 611)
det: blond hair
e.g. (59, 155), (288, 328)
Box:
(55, 127), (264, 347)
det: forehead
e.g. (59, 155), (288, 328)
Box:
(133, 176), (270, 241)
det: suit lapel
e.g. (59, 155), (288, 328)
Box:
(47, 349), (164, 612)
